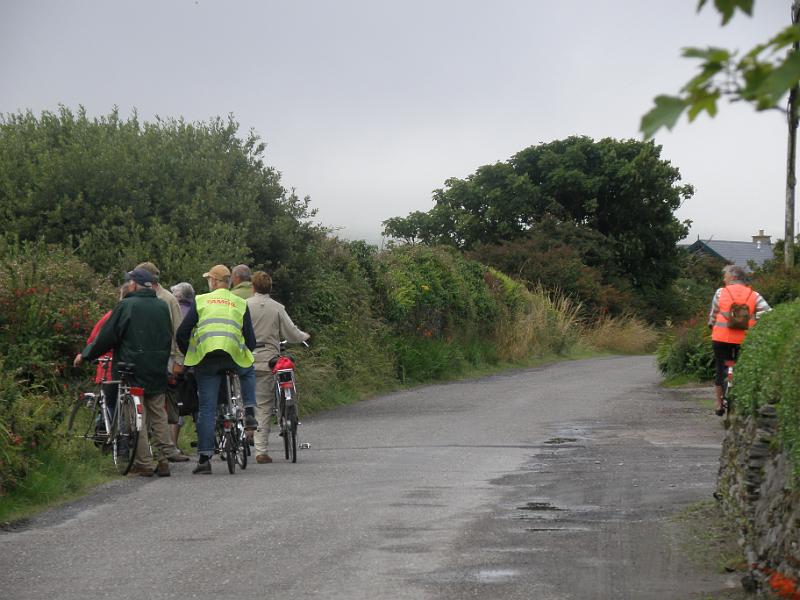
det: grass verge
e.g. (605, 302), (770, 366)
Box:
(0, 442), (117, 524)
(672, 500), (749, 599)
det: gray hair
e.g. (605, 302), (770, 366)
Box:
(170, 282), (195, 302)
(723, 264), (748, 282)
(232, 264), (252, 281)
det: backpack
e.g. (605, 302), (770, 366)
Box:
(726, 287), (753, 330)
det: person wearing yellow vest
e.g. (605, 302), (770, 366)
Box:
(708, 265), (770, 416)
(176, 264), (258, 474)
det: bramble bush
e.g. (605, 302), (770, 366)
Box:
(0, 236), (116, 493)
(0, 236), (116, 389)
(655, 318), (715, 380)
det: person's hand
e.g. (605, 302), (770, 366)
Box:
(172, 363), (184, 376)
(73, 353), (83, 368)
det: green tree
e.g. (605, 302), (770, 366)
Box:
(0, 106), (323, 292)
(383, 136), (693, 302)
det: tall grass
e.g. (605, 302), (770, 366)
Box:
(494, 285), (582, 361)
(583, 315), (659, 355)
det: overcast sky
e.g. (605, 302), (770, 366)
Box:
(0, 1), (791, 245)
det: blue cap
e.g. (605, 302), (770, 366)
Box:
(124, 268), (155, 287)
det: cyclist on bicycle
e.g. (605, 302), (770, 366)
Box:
(247, 271), (309, 464)
(176, 264), (258, 475)
(708, 264), (770, 416)
(74, 267), (183, 476)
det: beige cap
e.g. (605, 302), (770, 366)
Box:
(136, 261), (160, 278)
(203, 264), (231, 280)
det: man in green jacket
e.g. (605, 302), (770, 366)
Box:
(74, 268), (187, 476)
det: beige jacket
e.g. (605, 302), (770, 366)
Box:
(246, 293), (309, 372)
(154, 285), (185, 368)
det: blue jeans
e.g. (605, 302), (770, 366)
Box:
(194, 355), (256, 457)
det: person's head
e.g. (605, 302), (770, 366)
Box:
(251, 271), (273, 295)
(170, 281), (195, 303)
(723, 264), (748, 284)
(123, 267), (155, 296)
(135, 261), (161, 286)
(231, 264), (252, 286)
(202, 264), (231, 291)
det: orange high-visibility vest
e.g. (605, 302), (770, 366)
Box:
(711, 283), (757, 344)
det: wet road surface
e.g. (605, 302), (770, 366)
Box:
(0, 356), (737, 599)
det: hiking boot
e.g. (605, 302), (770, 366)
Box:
(156, 460), (171, 477)
(192, 461), (212, 475)
(129, 464), (154, 477)
(244, 414), (258, 431)
(256, 454), (272, 464)
(167, 452), (190, 463)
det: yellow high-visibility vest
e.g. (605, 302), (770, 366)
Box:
(184, 289), (254, 368)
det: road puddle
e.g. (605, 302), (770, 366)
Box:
(474, 568), (517, 582)
(517, 501), (563, 511)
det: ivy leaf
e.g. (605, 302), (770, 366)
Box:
(640, 95), (689, 139)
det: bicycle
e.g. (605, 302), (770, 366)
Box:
(214, 370), (249, 474)
(67, 358), (144, 475)
(269, 341), (308, 463)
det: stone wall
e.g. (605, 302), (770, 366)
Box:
(717, 404), (800, 597)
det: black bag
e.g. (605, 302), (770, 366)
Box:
(176, 372), (198, 416)
(726, 287), (753, 330)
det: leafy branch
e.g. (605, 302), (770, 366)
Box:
(641, 1), (800, 138)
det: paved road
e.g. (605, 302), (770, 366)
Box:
(1, 356), (736, 599)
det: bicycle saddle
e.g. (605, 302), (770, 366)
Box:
(116, 362), (136, 374)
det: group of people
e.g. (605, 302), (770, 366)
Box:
(72, 259), (766, 477)
(74, 262), (309, 476)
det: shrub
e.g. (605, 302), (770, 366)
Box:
(376, 245), (499, 339)
(280, 237), (396, 407)
(734, 301), (800, 476)
(751, 263), (800, 306)
(0, 237), (115, 494)
(0, 236), (117, 390)
(655, 318), (715, 380)
(0, 359), (64, 495)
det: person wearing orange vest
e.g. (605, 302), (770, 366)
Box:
(708, 265), (770, 416)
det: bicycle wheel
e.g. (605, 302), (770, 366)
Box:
(111, 395), (138, 475)
(225, 431), (236, 474)
(237, 428), (248, 469)
(723, 382), (733, 416)
(285, 405), (297, 464)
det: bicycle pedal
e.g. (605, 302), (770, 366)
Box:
(299, 442), (311, 449)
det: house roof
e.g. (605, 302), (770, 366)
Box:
(685, 239), (774, 270)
